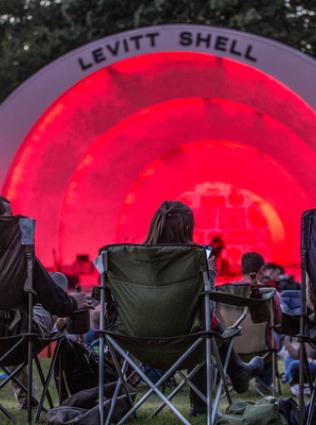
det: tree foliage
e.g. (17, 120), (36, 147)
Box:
(0, 0), (315, 103)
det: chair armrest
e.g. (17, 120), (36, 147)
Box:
(220, 306), (248, 340)
(209, 290), (274, 306)
(232, 306), (248, 328)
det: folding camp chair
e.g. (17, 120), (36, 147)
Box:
(278, 289), (316, 425)
(215, 284), (281, 396)
(298, 332), (316, 425)
(94, 243), (246, 425)
(0, 216), (64, 424)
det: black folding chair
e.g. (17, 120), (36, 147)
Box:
(0, 216), (64, 424)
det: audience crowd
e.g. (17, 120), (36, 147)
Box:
(0, 195), (310, 419)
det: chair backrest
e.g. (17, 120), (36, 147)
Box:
(215, 284), (275, 355)
(0, 216), (35, 310)
(101, 244), (208, 338)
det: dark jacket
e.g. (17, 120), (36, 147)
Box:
(33, 258), (77, 317)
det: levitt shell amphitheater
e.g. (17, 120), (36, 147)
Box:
(1, 25), (316, 270)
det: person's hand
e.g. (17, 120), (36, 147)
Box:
(283, 336), (291, 349)
(55, 317), (67, 332)
(72, 292), (95, 311)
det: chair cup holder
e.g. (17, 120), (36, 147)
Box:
(67, 309), (90, 334)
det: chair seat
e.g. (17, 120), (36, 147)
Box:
(106, 331), (204, 370)
(106, 327), (238, 370)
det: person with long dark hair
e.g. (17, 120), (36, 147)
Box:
(145, 200), (264, 416)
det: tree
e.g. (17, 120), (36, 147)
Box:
(0, 0), (315, 103)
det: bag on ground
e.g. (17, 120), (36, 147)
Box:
(54, 337), (117, 401)
(45, 382), (137, 425)
(216, 397), (288, 425)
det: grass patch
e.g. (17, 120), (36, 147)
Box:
(0, 360), (292, 425)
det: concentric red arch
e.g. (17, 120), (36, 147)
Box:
(3, 51), (316, 268)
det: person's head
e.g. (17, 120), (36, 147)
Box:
(262, 262), (284, 282)
(0, 196), (12, 216)
(51, 272), (68, 292)
(241, 252), (264, 277)
(211, 235), (225, 257)
(145, 200), (194, 244)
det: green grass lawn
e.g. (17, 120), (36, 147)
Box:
(0, 360), (292, 425)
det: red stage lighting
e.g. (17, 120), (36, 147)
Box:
(3, 52), (315, 270)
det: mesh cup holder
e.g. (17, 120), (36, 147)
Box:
(66, 309), (90, 334)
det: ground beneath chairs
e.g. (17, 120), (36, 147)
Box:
(0, 359), (293, 425)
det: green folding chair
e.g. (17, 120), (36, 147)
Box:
(94, 244), (244, 425)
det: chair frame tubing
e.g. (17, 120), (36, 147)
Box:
(299, 255), (308, 425)
(33, 338), (64, 424)
(107, 334), (198, 425)
(26, 251), (34, 425)
(99, 250), (108, 425)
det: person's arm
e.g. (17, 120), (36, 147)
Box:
(284, 336), (300, 359)
(33, 258), (77, 316)
(32, 258), (78, 317)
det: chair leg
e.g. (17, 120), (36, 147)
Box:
(178, 367), (207, 404)
(107, 335), (197, 425)
(0, 339), (24, 365)
(272, 349), (276, 397)
(0, 402), (16, 424)
(211, 338), (232, 405)
(34, 339), (63, 424)
(306, 375), (316, 425)
(153, 364), (206, 416)
(270, 346), (282, 396)
(107, 343), (134, 412)
(153, 378), (187, 417)
(105, 359), (128, 425)
(2, 365), (41, 408)
(27, 357), (32, 425)
(206, 336), (213, 425)
(0, 363), (27, 390)
(303, 344), (314, 393)
(34, 356), (54, 408)
(212, 337), (233, 425)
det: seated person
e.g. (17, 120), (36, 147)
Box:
(210, 235), (230, 276)
(278, 274), (301, 292)
(234, 252), (281, 390)
(261, 262), (300, 292)
(85, 309), (100, 347)
(0, 195), (93, 338)
(283, 336), (316, 395)
(240, 252), (281, 322)
(144, 201), (263, 415)
(261, 262), (283, 289)
(0, 196), (94, 407)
